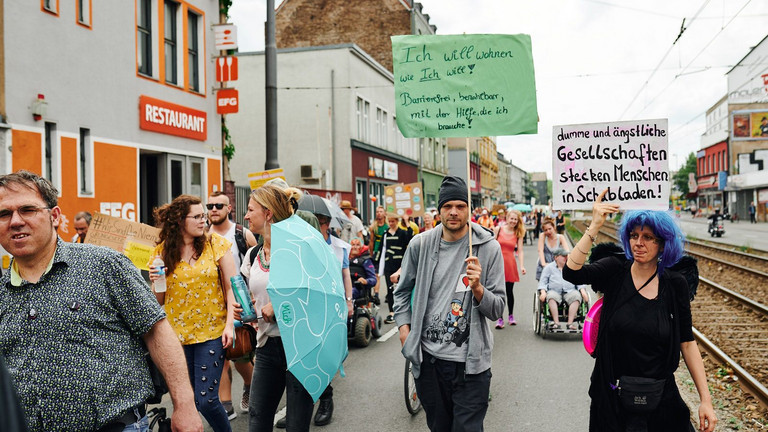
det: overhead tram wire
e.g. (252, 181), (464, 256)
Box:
(629, 0), (755, 119)
(618, 0), (713, 120)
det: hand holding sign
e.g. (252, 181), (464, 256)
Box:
(591, 189), (621, 228)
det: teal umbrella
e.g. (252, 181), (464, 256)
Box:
(267, 214), (348, 402)
(512, 203), (532, 212)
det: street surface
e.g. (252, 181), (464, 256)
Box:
(154, 217), (767, 431)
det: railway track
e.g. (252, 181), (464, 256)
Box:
(571, 221), (768, 413)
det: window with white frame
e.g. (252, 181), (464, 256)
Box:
(77, 0), (91, 27)
(137, 0), (154, 77)
(79, 128), (93, 195)
(187, 11), (201, 92)
(42, 0), (58, 15)
(356, 97), (370, 142)
(44, 122), (59, 188)
(376, 108), (388, 149)
(164, 1), (179, 85)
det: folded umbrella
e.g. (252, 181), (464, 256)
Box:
(267, 214), (348, 402)
(298, 194), (333, 218)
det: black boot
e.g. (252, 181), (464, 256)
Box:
(313, 398), (334, 426)
(275, 415), (286, 429)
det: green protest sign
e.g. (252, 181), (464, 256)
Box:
(391, 34), (538, 138)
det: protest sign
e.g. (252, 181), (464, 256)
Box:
(248, 168), (285, 190)
(552, 119), (669, 210)
(86, 212), (160, 270)
(392, 34), (538, 138)
(384, 182), (425, 218)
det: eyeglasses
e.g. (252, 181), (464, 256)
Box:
(629, 233), (660, 244)
(0, 206), (51, 223)
(187, 214), (207, 221)
(206, 203), (226, 210)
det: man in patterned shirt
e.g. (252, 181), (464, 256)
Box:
(0, 171), (202, 432)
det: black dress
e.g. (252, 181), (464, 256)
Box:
(563, 257), (695, 432)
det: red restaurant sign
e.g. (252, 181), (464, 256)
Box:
(139, 95), (207, 141)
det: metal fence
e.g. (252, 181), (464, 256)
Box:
(234, 185), (250, 228)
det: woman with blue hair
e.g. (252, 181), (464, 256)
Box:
(563, 190), (716, 432)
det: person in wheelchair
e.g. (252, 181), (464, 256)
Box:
(537, 248), (589, 330)
(349, 237), (378, 304)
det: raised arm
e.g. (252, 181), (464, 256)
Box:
(567, 189), (619, 271)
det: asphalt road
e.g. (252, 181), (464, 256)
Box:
(155, 241), (595, 432)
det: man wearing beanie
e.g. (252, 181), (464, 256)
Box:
(393, 175), (506, 431)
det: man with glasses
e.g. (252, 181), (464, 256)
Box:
(0, 170), (202, 432)
(206, 191), (257, 420)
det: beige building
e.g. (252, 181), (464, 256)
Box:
(447, 137), (499, 208)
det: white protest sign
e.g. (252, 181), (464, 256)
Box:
(552, 119), (669, 210)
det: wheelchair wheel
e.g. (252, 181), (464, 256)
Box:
(532, 292), (542, 335)
(371, 310), (383, 338)
(353, 316), (372, 347)
(404, 359), (422, 415)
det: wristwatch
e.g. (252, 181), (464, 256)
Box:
(346, 297), (353, 301)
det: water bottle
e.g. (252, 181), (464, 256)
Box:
(152, 255), (167, 293)
(231, 275), (258, 322)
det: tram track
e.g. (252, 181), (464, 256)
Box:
(572, 220), (768, 415)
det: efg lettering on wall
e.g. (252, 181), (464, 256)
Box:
(100, 202), (137, 222)
(139, 95), (207, 141)
(552, 119), (670, 211)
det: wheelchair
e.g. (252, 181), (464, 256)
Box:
(532, 290), (591, 339)
(347, 282), (383, 347)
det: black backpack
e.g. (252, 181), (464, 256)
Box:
(234, 223), (249, 260)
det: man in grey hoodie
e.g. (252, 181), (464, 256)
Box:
(393, 176), (506, 431)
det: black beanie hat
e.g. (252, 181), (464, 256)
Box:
(438, 176), (468, 211)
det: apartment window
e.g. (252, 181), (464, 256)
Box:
(44, 123), (57, 185)
(356, 97), (370, 142)
(187, 12), (200, 92)
(77, 0), (91, 27)
(164, 1), (178, 85)
(137, 0), (153, 76)
(376, 108), (388, 149)
(79, 128), (93, 194)
(42, 0), (59, 15)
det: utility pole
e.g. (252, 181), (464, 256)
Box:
(265, 0), (278, 169)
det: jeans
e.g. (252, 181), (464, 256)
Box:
(183, 338), (232, 432)
(120, 413), (148, 432)
(249, 337), (314, 432)
(415, 351), (491, 432)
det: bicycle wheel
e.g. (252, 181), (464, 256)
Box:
(404, 359), (422, 415)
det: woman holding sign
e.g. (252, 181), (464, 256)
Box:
(563, 190), (716, 432)
(149, 194), (236, 432)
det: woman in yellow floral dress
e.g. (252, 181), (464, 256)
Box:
(150, 194), (236, 432)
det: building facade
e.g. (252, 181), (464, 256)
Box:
(419, 137), (448, 210)
(275, 0), (436, 73)
(497, 152), (510, 203)
(0, 0), (223, 260)
(695, 141), (729, 211)
(724, 34), (768, 222)
(509, 163), (528, 204)
(227, 45), (419, 225)
(530, 172), (549, 207)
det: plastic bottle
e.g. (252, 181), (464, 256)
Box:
(231, 275), (258, 322)
(152, 255), (167, 293)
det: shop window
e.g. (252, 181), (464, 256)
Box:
(164, 1), (179, 85)
(77, 0), (92, 27)
(42, 0), (59, 15)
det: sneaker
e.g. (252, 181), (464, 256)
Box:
(240, 386), (250, 412)
(495, 318), (504, 329)
(508, 315), (517, 325)
(384, 314), (395, 324)
(222, 400), (237, 421)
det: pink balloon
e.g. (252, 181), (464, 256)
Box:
(583, 297), (603, 355)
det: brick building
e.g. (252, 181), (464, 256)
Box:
(275, 0), (436, 73)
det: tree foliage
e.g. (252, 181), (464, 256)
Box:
(672, 152), (697, 196)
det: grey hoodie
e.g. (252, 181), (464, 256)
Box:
(393, 222), (506, 378)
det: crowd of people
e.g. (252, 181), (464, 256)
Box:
(0, 170), (717, 432)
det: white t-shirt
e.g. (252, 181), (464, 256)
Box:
(241, 246), (279, 347)
(220, 222), (241, 274)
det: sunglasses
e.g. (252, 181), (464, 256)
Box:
(206, 203), (226, 210)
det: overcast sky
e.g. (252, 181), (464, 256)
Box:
(230, 0), (768, 176)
